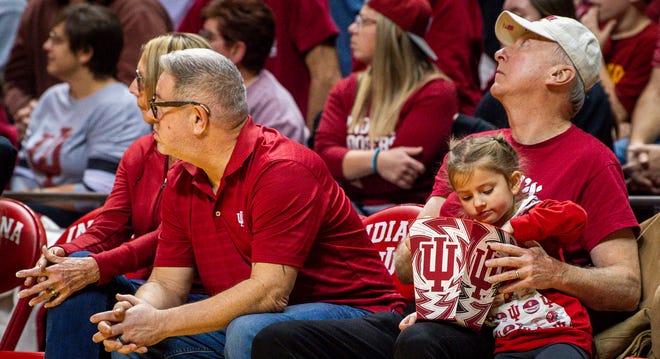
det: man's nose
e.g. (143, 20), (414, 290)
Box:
(495, 46), (508, 62)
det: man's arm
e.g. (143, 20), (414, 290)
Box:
(488, 228), (641, 311)
(92, 262), (298, 350)
(155, 263), (297, 338)
(304, 42), (341, 130)
(395, 195), (446, 283)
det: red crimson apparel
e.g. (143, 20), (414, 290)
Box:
(314, 73), (457, 206)
(434, 126), (639, 266)
(489, 197), (592, 356)
(261, 0), (338, 117)
(602, 21), (657, 115)
(58, 135), (166, 284)
(426, 0), (483, 115)
(154, 118), (406, 313)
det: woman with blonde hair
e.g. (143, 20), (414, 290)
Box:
(313, 0), (458, 214)
(15, 32), (211, 359)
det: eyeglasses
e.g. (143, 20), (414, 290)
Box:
(149, 95), (211, 120)
(135, 69), (143, 91)
(199, 29), (214, 41)
(47, 31), (66, 45)
(353, 14), (377, 29)
(199, 29), (232, 44)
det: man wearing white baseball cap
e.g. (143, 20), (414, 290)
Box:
(252, 11), (640, 359)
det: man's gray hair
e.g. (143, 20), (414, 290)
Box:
(554, 45), (585, 118)
(160, 48), (248, 127)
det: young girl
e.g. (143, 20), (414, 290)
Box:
(400, 135), (593, 359)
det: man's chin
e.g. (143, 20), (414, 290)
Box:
(490, 85), (505, 102)
(154, 140), (169, 155)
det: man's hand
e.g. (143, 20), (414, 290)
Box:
(485, 241), (564, 293)
(16, 246), (101, 308)
(91, 294), (153, 354)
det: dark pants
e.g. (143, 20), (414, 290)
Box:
(494, 343), (590, 359)
(251, 305), (495, 359)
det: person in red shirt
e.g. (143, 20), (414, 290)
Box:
(89, 48), (404, 359)
(261, 0), (342, 129)
(426, 0), (484, 115)
(250, 12), (639, 359)
(580, 0), (656, 141)
(314, 0), (458, 214)
(15, 33), (212, 359)
(399, 135), (592, 359)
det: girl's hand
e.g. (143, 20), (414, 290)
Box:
(399, 312), (418, 330)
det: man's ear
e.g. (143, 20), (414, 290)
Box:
(546, 64), (576, 87)
(192, 107), (209, 136)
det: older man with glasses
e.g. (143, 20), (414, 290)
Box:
(90, 48), (406, 359)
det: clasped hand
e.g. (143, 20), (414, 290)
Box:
(15, 246), (100, 308)
(376, 146), (425, 189)
(90, 294), (155, 354)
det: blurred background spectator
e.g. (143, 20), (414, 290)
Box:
(314, 0), (458, 215)
(580, 0), (656, 162)
(200, 0), (308, 144)
(0, 0), (26, 147)
(3, 0), (171, 138)
(9, 3), (150, 227)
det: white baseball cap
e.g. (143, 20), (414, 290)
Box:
(494, 10), (602, 91)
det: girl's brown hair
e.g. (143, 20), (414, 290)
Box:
(446, 134), (524, 190)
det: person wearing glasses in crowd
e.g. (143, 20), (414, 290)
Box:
(88, 48), (405, 359)
(313, 0), (458, 216)
(15, 33), (211, 359)
(9, 3), (150, 227)
(4, 0), (172, 140)
(199, 0), (308, 145)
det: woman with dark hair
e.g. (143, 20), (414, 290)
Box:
(10, 3), (150, 227)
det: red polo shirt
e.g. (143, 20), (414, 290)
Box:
(155, 118), (405, 313)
